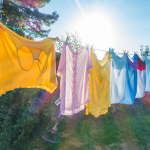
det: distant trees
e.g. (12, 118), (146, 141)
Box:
(140, 45), (149, 55)
(56, 31), (82, 52)
(0, 0), (2, 21)
(1, 0), (59, 39)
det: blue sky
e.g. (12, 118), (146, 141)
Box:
(38, 0), (150, 60)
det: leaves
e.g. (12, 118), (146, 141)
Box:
(140, 45), (149, 56)
(0, 87), (60, 149)
(2, 0), (59, 39)
(55, 31), (82, 52)
(16, 0), (50, 9)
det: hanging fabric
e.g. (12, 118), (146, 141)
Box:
(57, 42), (93, 115)
(132, 54), (146, 98)
(120, 54), (137, 104)
(110, 52), (126, 104)
(0, 23), (57, 96)
(145, 54), (150, 91)
(86, 50), (111, 118)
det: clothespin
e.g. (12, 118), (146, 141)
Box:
(65, 36), (69, 45)
(143, 52), (146, 56)
(109, 47), (114, 54)
(135, 51), (139, 55)
(86, 44), (89, 51)
(91, 45), (94, 51)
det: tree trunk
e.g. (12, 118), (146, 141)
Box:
(2, 0), (7, 24)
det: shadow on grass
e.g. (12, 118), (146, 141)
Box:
(12, 97), (150, 150)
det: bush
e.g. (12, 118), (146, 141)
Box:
(0, 87), (59, 149)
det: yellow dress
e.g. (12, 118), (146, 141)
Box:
(0, 23), (57, 96)
(86, 49), (111, 118)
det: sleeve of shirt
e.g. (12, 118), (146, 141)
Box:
(87, 49), (93, 73)
(57, 42), (66, 77)
(48, 44), (58, 92)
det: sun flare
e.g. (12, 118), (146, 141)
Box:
(72, 13), (116, 51)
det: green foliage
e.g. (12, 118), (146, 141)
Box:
(140, 45), (149, 56)
(144, 45), (150, 55)
(1, 0), (59, 39)
(140, 45), (144, 56)
(0, 88), (59, 149)
(7, 99), (150, 150)
(55, 31), (82, 52)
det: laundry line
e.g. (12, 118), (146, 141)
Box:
(3, 23), (135, 56)
(94, 49), (134, 55)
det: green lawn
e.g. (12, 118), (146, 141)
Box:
(15, 96), (150, 150)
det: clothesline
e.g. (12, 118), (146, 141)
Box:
(94, 49), (134, 55)
(0, 22), (148, 119)
(3, 23), (135, 56)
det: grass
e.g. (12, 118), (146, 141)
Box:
(7, 91), (150, 150)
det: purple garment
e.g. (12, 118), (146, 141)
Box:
(57, 42), (93, 115)
(127, 56), (138, 70)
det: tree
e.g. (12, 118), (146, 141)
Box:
(140, 45), (149, 55)
(1, 0), (59, 39)
(140, 45), (144, 56)
(0, 0), (2, 21)
(144, 45), (150, 55)
(56, 31), (82, 52)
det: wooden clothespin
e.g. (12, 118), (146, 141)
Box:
(109, 47), (115, 54)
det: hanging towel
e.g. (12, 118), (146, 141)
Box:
(86, 50), (111, 118)
(57, 42), (93, 115)
(0, 23), (57, 96)
(132, 54), (146, 98)
(110, 52), (126, 104)
(120, 54), (137, 104)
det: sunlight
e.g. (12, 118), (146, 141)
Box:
(72, 12), (116, 59)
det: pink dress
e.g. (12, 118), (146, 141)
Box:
(57, 42), (93, 115)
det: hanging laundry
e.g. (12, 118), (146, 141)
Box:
(0, 23), (57, 96)
(132, 54), (146, 98)
(120, 54), (137, 104)
(57, 42), (93, 115)
(110, 52), (126, 104)
(86, 50), (111, 118)
(145, 54), (150, 91)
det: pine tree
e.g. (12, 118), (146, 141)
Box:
(1, 0), (59, 39)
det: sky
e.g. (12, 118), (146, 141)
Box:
(37, 0), (150, 60)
